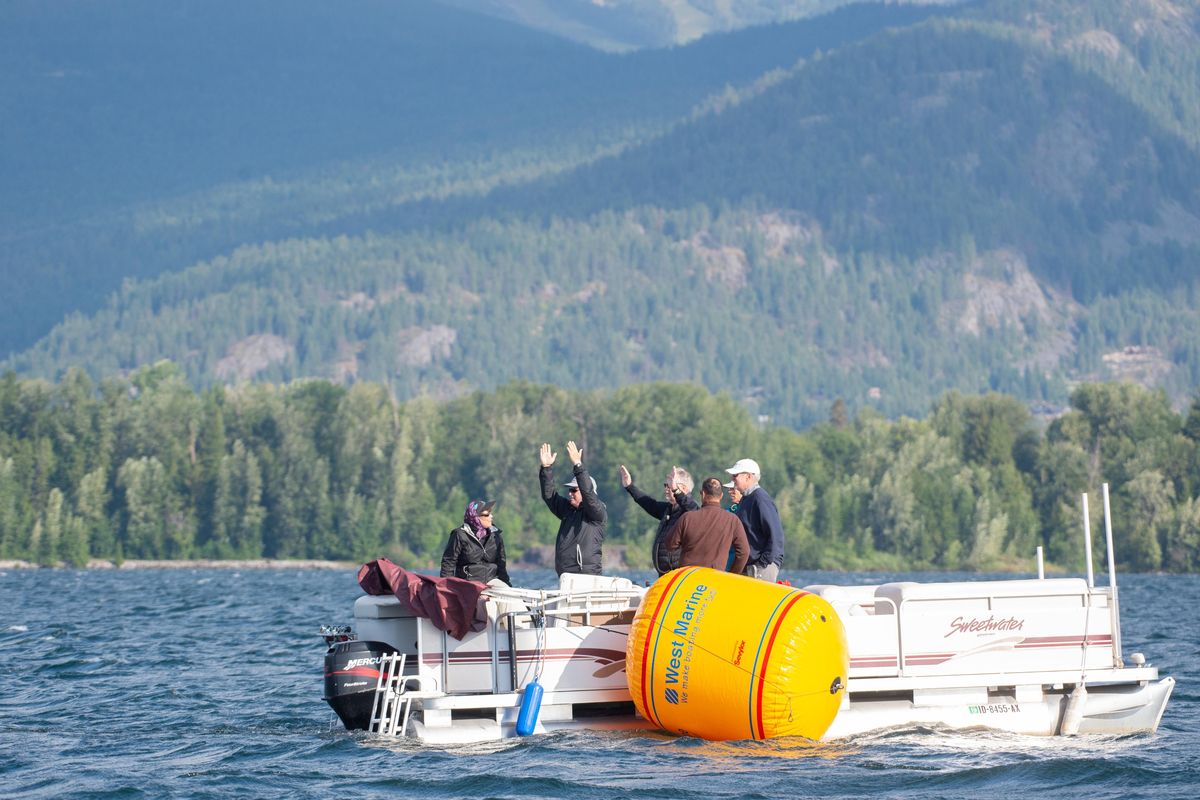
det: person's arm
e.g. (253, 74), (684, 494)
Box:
(675, 490), (699, 512)
(566, 441), (606, 524)
(440, 530), (461, 578)
(734, 502), (757, 562)
(539, 443), (570, 518)
(575, 465), (606, 523)
(540, 465), (569, 519)
(627, 483), (668, 518)
(666, 514), (687, 552)
(495, 531), (511, 586)
(730, 522), (750, 574)
(761, 495), (785, 566)
(622, 464), (670, 518)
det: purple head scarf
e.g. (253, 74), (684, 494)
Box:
(464, 499), (492, 540)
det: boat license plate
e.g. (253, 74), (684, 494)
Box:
(968, 703), (1021, 715)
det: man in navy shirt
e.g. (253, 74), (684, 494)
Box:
(725, 458), (783, 582)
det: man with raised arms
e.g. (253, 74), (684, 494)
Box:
(539, 440), (607, 576)
(619, 463), (698, 575)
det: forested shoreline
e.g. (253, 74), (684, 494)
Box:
(2, 362), (1198, 573)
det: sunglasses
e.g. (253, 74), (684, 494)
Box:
(567, 487), (581, 494)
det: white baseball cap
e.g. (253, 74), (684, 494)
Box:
(725, 458), (760, 477)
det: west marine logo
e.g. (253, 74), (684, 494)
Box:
(664, 687), (680, 705)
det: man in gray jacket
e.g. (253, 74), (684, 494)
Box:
(539, 440), (607, 575)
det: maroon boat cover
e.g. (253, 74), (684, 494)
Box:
(357, 558), (488, 640)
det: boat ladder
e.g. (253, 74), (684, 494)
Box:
(368, 652), (433, 737)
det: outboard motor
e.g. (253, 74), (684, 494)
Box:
(323, 637), (397, 731)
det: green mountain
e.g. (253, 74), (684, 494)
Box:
(0, 0), (936, 356)
(5, 0), (1200, 428)
(517, 18), (1200, 299)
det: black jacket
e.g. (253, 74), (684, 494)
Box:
(540, 463), (606, 575)
(440, 524), (510, 585)
(626, 483), (699, 575)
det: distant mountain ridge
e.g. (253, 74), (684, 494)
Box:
(438, 0), (970, 50)
(0, 0), (942, 357)
(4, 0), (1200, 427)
(511, 17), (1200, 299)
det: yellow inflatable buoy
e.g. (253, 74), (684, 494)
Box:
(626, 567), (848, 741)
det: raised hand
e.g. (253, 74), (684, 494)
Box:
(670, 465), (686, 490)
(618, 465), (632, 488)
(566, 440), (583, 466)
(539, 443), (556, 467)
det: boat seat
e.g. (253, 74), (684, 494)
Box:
(354, 594), (412, 619)
(483, 589), (533, 629)
(803, 584), (880, 616)
(558, 573), (635, 594)
(875, 577), (1091, 613)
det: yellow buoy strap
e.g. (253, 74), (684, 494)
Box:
(748, 590), (810, 739)
(639, 566), (700, 728)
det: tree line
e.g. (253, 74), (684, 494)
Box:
(2, 363), (1198, 573)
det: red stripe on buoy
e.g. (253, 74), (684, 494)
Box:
(639, 568), (696, 728)
(753, 591), (807, 739)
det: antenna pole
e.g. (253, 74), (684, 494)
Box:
(1081, 492), (1094, 588)
(1102, 483), (1123, 666)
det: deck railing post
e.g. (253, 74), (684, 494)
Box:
(1081, 492), (1094, 588)
(1102, 483), (1123, 667)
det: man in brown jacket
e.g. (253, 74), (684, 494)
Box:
(666, 477), (750, 572)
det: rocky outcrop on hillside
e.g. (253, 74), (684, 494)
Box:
(397, 325), (457, 367)
(942, 248), (1079, 372)
(1102, 345), (1173, 384)
(214, 334), (294, 382)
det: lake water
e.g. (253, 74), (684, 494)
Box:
(1, 567), (1197, 799)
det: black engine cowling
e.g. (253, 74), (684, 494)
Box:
(323, 640), (397, 730)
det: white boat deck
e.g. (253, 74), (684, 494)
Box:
(342, 573), (1172, 742)
(803, 578), (1172, 737)
(808, 578), (1118, 680)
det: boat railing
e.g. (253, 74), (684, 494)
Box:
(1082, 483), (1125, 668)
(497, 593), (639, 693)
(483, 583), (643, 629)
(812, 578), (1124, 681)
(894, 578), (1118, 678)
(537, 591), (643, 622)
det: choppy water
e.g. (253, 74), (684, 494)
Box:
(1, 567), (1196, 799)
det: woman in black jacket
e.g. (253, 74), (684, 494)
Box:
(440, 499), (511, 585)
